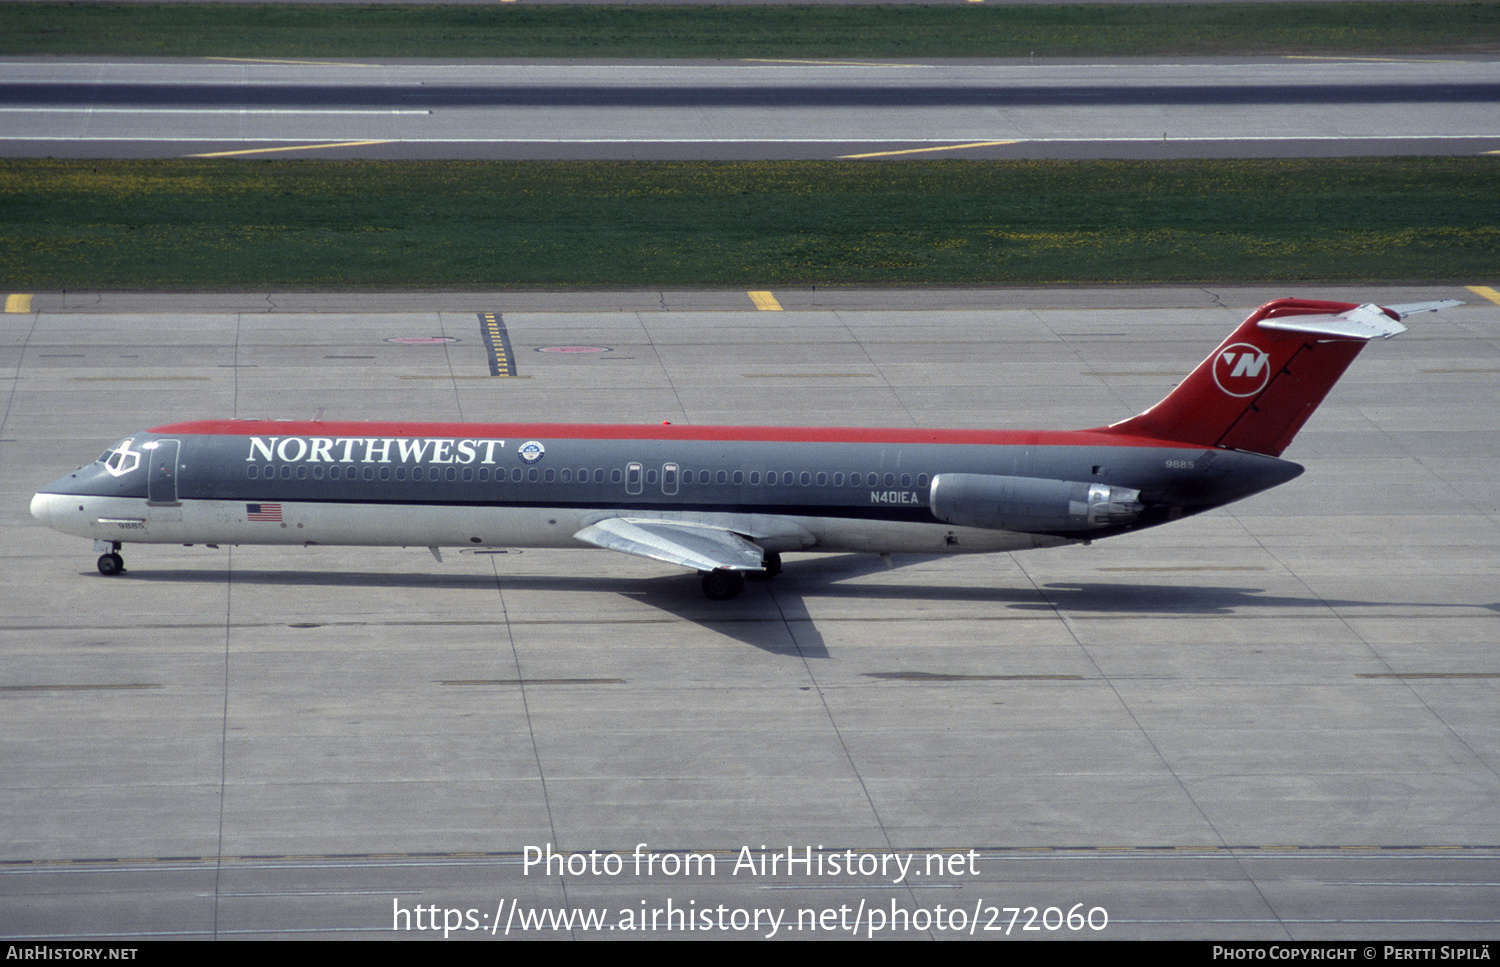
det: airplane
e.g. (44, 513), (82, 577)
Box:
(30, 297), (1460, 600)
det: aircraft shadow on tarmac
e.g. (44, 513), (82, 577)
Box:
(91, 553), (1492, 659)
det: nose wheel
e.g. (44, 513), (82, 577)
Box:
(97, 552), (124, 575)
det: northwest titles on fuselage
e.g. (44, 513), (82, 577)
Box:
(246, 436), (508, 466)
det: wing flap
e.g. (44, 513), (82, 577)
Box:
(574, 518), (767, 572)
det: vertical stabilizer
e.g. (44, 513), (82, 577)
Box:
(1095, 298), (1458, 457)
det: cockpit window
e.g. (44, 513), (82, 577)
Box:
(101, 439), (142, 477)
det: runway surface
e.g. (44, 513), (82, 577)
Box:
(3, 56), (1497, 159)
(2, 286), (1497, 939)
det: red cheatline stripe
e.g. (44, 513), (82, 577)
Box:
(147, 419), (1197, 450)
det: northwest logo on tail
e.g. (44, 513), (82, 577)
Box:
(1212, 344), (1271, 397)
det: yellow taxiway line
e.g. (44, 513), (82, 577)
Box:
(838, 140), (1019, 159)
(748, 291), (783, 311)
(189, 141), (394, 158)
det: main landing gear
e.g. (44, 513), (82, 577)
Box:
(746, 551), (781, 581)
(699, 553), (781, 600)
(95, 541), (124, 575)
(700, 568), (745, 601)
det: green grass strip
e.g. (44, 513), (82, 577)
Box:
(2, 3), (1497, 58)
(2, 159), (1495, 288)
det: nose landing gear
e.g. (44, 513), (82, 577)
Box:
(95, 541), (125, 575)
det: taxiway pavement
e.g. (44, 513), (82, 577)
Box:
(2, 286), (1497, 939)
(3, 56), (1497, 159)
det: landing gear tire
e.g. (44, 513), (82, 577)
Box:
(746, 551), (781, 581)
(96, 552), (124, 576)
(700, 568), (746, 600)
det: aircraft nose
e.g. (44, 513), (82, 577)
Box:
(30, 492), (51, 525)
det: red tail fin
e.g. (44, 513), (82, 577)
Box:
(1098, 298), (1449, 457)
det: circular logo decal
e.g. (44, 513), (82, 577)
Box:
(517, 440), (546, 464)
(1212, 343), (1272, 397)
(384, 336), (458, 344)
(536, 346), (610, 354)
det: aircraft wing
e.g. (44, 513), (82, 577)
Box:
(574, 518), (768, 572)
(1258, 299), (1463, 340)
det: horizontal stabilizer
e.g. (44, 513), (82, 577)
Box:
(574, 518), (767, 573)
(1258, 304), (1407, 340)
(1257, 301), (1461, 341)
(1381, 299), (1465, 318)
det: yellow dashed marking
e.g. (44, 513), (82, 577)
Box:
(189, 141), (393, 158)
(5, 294), (32, 313)
(479, 311), (517, 377)
(1465, 285), (1500, 305)
(838, 140), (1019, 159)
(748, 291), (782, 311)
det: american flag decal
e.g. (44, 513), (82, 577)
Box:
(247, 503), (283, 522)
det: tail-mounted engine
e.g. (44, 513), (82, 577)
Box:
(929, 473), (1145, 534)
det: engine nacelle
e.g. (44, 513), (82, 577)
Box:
(929, 473), (1145, 534)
